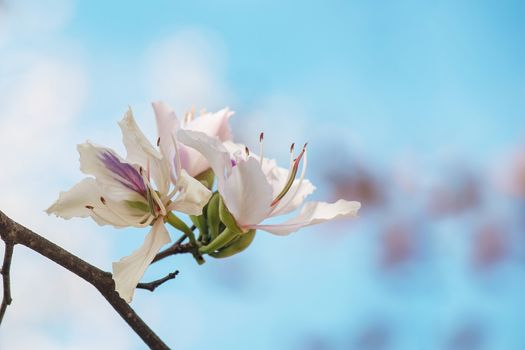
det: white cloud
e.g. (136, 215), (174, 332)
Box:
(0, 2), (143, 348)
(0, 0), (73, 45)
(235, 94), (309, 161)
(144, 28), (235, 113)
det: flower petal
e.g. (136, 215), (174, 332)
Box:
(46, 178), (148, 227)
(152, 101), (181, 177)
(252, 199), (361, 235)
(177, 129), (232, 188)
(78, 142), (146, 200)
(112, 219), (171, 303)
(168, 169), (212, 215)
(186, 107), (234, 142)
(221, 157), (274, 228)
(119, 108), (170, 194)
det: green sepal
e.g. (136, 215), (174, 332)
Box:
(199, 227), (238, 254)
(190, 214), (208, 243)
(195, 168), (215, 190)
(219, 196), (243, 234)
(166, 212), (205, 265)
(125, 200), (150, 213)
(206, 192), (221, 241)
(210, 230), (256, 258)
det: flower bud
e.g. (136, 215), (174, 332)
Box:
(195, 168), (215, 190)
(210, 230), (256, 258)
(206, 192), (221, 240)
(219, 196), (243, 234)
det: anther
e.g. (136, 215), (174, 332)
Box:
(85, 205), (94, 210)
(100, 197), (106, 205)
(290, 143), (295, 153)
(259, 132), (265, 165)
(245, 146), (250, 156)
(157, 137), (161, 147)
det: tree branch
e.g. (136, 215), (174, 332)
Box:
(151, 241), (194, 264)
(0, 240), (14, 325)
(0, 210), (170, 350)
(137, 271), (179, 292)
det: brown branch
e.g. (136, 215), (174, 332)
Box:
(0, 240), (14, 325)
(151, 228), (196, 264)
(151, 241), (194, 264)
(137, 271), (179, 292)
(0, 210), (170, 350)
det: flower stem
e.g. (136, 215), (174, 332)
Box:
(166, 213), (205, 264)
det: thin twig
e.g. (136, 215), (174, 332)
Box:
(137, 271), (179, 292)
(0, 240), (14, 325)
(151, 242), (194, 264)
(151, 226), (196, 264)
(0, 210), (170, 349)
(174, 233), (188, 246)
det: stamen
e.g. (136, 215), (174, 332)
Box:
(184, 106), (195, 126)
(289, 143), (295, 166)
(146, 157), (151, 181)
(100, 196), (106, 205)
(270, 145), (308, 214)
(85, 205), (94, 210)
(156, 137), (161, 147)
(88, 204), (154, 228)
(270, 143), (307, 207)
(245, 146), (250, 157)
(167, 186), (179, 201)
(142, 173), (167, 216)
(151, 190), (165, 215)
(259, 132), (265, 165)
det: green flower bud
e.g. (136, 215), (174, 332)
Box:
(219, 196), (243, 234)
(199, 227), (238, 254)
(206, 192), (221, 241)
(190, 214), (208, 243)
(195, 168), (215, 190)
(209, 230), (256, 258)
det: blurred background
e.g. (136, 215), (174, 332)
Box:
(1, 0), (525, 349)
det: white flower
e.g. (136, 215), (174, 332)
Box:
(177, 130), (361, 242)
(46, 108), (211, 302)
(152, 101), (233, 178)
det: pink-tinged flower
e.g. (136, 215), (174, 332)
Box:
(153, 101), (233, 178)
(178, 130), (361, 239)
(46, 109), (211, 302)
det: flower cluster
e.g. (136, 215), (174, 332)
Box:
(47, 102), (360, 302)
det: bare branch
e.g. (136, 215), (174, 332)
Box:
(151, 242), (194, 264)
(0, 240), (14, 325)
(151, 227), (197, 265)
(137, 271), (179, 292)
(0, 210), (170, 350)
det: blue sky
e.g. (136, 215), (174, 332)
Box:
(1, 1), (525, 349)
(64, 0), (525, 161)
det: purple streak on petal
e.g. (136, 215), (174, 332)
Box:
(99, 151), (147, 196)
(231, 159), (237, 167)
